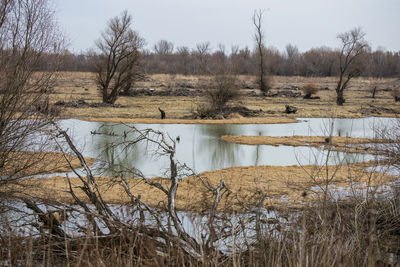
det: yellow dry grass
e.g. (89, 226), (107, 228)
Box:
(83, 117), (298, 125)
(0, 151), (95, 177)
(12, 162), (395, 211)
(221, 135), (391, 154)
(51, 73), (399, 120)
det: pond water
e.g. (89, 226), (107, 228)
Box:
(56, 117), (395, 177)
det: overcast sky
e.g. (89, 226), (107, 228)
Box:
(55, 0), (400, 53)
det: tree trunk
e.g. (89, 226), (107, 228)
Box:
(371, 86), (377, 99)
(105, 89), (119, 104)
(336, 91), (345, 105)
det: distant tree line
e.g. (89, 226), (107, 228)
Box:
(42, 42), (400, 78)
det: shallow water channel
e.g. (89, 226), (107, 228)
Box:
(58, 117), (395, 177)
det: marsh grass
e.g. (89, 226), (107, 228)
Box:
(51, 73), (399, 120)
(1, 191), (399, 266)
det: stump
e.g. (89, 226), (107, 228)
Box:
(158, 107), (166, 119)
(285, 105), (297, 114)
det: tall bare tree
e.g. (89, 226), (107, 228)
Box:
(93, 10), (144, 104)
(0, 0), (64, 186)
(335, 27), (369, 105)
(195, 41), (211, 74)
(253, 9), (271, 93)
(153, 39), (174, 55)
(284, 44), (300, 75)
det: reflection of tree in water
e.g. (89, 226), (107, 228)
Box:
(93, 123), (143, 176)
(334, 119), (351, 137)
(334, 118), (370, 138)
(254, 131), (262, 166)
(198, 124), (245, 170)
(89, 122), (273, 176)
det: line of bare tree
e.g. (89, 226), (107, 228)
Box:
(48, 42), (400, 78)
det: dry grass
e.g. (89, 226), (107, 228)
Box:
(11, 161), (395, 211)
(221, 135), (391, 154)
(50, 72), (399, 120)
(0, 151), (95, 176)
(83, 117), (298, 124)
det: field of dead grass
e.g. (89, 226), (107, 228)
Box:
(11, 160), (395, 211)
(51, 72), (399, 121)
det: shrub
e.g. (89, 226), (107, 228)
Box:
(194, 103), (213, 119)
(204, 74), (240, 111)
(193, 73), (240, 119)
(301, 83), (318, 99)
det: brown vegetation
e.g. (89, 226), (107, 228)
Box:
(0, 0), (65, 187)
(1, 2), (399, 264)
(0, 152), (95, 177)
(92, 10), (144, 104)
(57, 39), (400, 79)
(221, 135), (392, 154)
(335, 27), (369, 105)
(392, 88), (400, 102)
(6, 161), (395, 211)
(301, 83), (318, 98)
(49, 73), (399, 120)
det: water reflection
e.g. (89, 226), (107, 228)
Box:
(57, 117), (393, 177)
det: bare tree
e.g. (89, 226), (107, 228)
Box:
(194, 41), (211, 74)
(204, 73), (240, 113)
(335, 27), (369, 105)
(284, 44), (300, 75)
(0, 0), (64, 186)
(231, 46), (253, 75)
(253, 9), (271, 93)
(368, 48), (387, 98)
(153, 39), (174, 55)
(93, 10), (144, 104)
(176, 46), (191, 74)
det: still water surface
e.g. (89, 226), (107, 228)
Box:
(58, 117), (394, 177)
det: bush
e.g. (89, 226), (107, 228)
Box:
(194, 103), (213, 119)
(301, 83), (318, 99)
(204, 74), (240, 111)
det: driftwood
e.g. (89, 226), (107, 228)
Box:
(24, 199), (68, 238)
(285, 105), (298, 114)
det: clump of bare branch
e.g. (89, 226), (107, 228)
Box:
(198, 73), (240, 117)
(335, 27), (369, 105)
(0, 0), (65, 186)
(92, 10), (144, 104)
(301, 83), (318, 99)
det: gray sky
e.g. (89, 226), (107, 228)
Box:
(55, 0), (400, 53)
